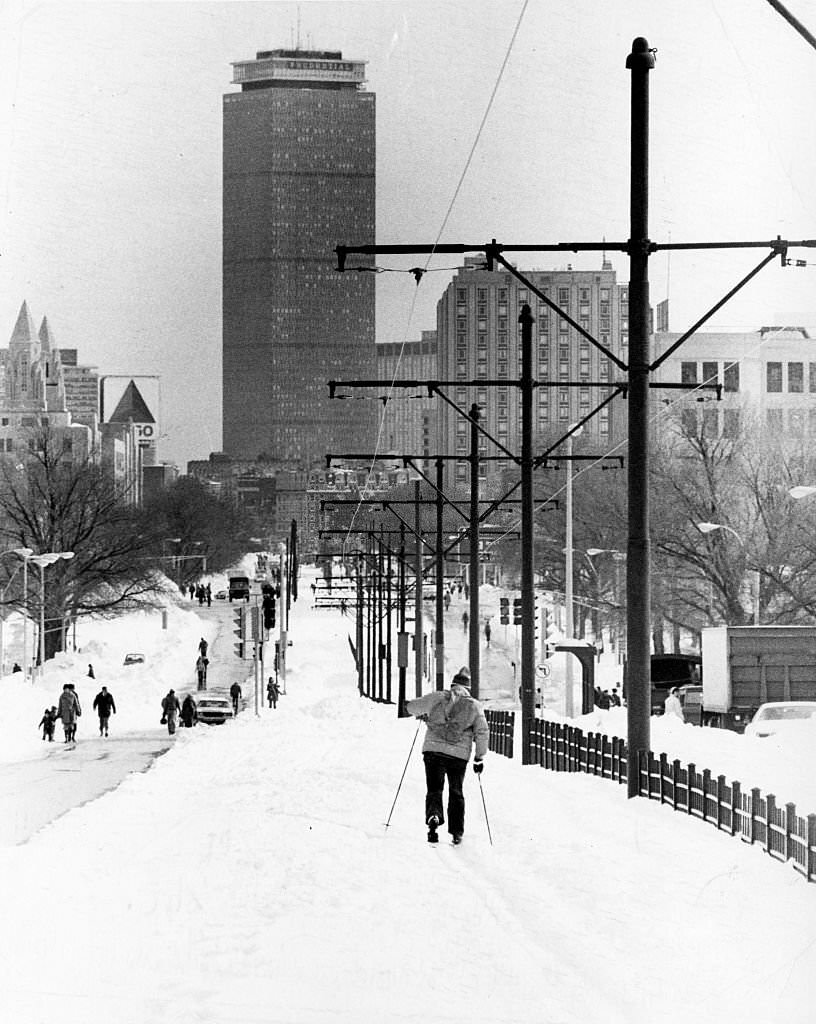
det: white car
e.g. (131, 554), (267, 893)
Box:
(195, 691), (235, 725)
(743, 701), (816, 739)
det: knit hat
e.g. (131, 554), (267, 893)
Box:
(452, 666), (471, 686)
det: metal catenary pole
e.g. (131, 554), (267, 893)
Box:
(625, 37), (656, 797)
(414, 479), (423, 696)
(468, 403), (481, 698)
(519, 305), (535, 762)
(435, 457), (445, 690)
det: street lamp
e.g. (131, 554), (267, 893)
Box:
(696, 522), (758, 625)
(30, 552), (75, 674)
(0, 548), (33, 677)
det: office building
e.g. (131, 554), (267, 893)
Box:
(376, 331), (438, 470)
(436, 258), (629, 493)
(222, 47), (376, 471)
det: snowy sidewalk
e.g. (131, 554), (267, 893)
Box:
(0, 575), (813, 1024)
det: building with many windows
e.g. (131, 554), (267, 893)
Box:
(222, 47), (376, 474)
(376, 331), (438, 471)
(652, 326), (816, 442)
(435, 258), (629, 492)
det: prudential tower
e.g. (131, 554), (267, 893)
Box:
(222, 47), (376, 467)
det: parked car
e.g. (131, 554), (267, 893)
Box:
(123, 652), (145, 666)
(195, 691), (235, 725)
(215, 590), (227, 600)
(743, 701), (816, 739)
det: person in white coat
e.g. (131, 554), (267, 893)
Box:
(404, 666), (488, 845)
(663, 687), (685, 721)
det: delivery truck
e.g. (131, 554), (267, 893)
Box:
(700, 625), (816, 731)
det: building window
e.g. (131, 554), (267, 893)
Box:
(723, 409), (740, 438)
(723, 362), (739, 393)
(789, 362), (804, 393)
(702, 361), (718, 386)
(766, 363), (783, 393)
(681, 362), (698, 385)
(681, 409), (697, 436)
(767, 407), (783, 429)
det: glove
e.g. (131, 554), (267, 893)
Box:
(473, 760), (484, 774)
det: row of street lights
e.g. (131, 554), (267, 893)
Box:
(0, 547), (75, 678)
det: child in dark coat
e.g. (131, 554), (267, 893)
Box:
(38, 708), (56, 741)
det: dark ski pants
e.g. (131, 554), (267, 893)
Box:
(423, 752), (468, 837)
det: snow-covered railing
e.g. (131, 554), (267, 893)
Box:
(484, 709), (514, 758)
(528, 719), (816, 883)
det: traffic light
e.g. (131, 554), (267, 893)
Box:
(233, 606), (246, 659)
(513, 597), (522, 625)
(263, 593), (276, 630)
(499, 597), (509, 625)
(542, 606), (558, 658)
(250, 605), (261, 642)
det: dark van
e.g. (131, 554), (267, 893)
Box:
(623, 653), (702, 715)
(228, 575), (251, 602)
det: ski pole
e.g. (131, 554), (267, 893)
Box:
(384, 723), (420, 832)
(478, 774), (493, 846)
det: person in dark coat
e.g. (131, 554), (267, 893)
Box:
(266, 677), (280, 709)
(180, 693), (197, 728)
(404, 666), (488, 845)
(161, 690), (181, 734)
(56, 684), (81, 743)
(230, 681), (242, 715)
(12, 662), (22, 673)
(92, 686), (116, 737)
(38, 708), (56, 741)
(196, 654), (208, 690)
(87, 663), (95, 679)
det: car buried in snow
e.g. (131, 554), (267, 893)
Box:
(743, 700), (816, 740)
(194, 691), (234, 725)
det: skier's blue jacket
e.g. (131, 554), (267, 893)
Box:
(405, 684), (488, 763)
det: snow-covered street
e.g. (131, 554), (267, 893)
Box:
(0, 565), (813, 1024)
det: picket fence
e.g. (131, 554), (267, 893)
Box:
(485, 714), (815, 883)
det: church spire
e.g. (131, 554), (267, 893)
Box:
(9, 301), (38, 354)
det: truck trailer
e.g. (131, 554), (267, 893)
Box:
(701, 625), (816, 731)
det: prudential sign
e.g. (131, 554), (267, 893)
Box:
(100, 375), (160, 442)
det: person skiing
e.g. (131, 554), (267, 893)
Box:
(56, 684), (81, 743)
(404, 665), (488, 845)
(230, 681), (242, 715)
(38, 707), (56, 741)
(266, 677), (280, 709)
(92, 686), (116, 737)
(180, 693), (198, 728)
(161, 689), (181, 734)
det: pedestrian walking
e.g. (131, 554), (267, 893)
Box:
(484, 620), (491, 647)
(87, 663), (95, 679)
(404, 666), (488, 845)
(196, 654), (208, 690)
(663, 686), (684, 721)
(92, 686), (116, 737)
(266, 677), (280, 709)
(188, 584), (195, 600)
(180, 693), (198, 728)
(56, 684), (82, 743)
(230, 681), (242, 715)
(462, 610), (469, 632)
(38, 707), (56, 742)
(198, 637), (208, 658)
(161, 689), (181, 734)
(206, 583), (212, 607)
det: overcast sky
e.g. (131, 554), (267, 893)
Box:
(1, 0), (815, 468)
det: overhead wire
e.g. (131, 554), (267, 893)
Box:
(338, 0), (531, 557)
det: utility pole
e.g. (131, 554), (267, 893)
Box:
(469, 403), (481, 698)
(625, 37), (656, 796)
(414, 478), (423, 696)
(519, 306), (535, 761)
(435, 458), (445, 690)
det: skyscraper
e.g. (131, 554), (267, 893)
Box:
(222, 48), (376, 468)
